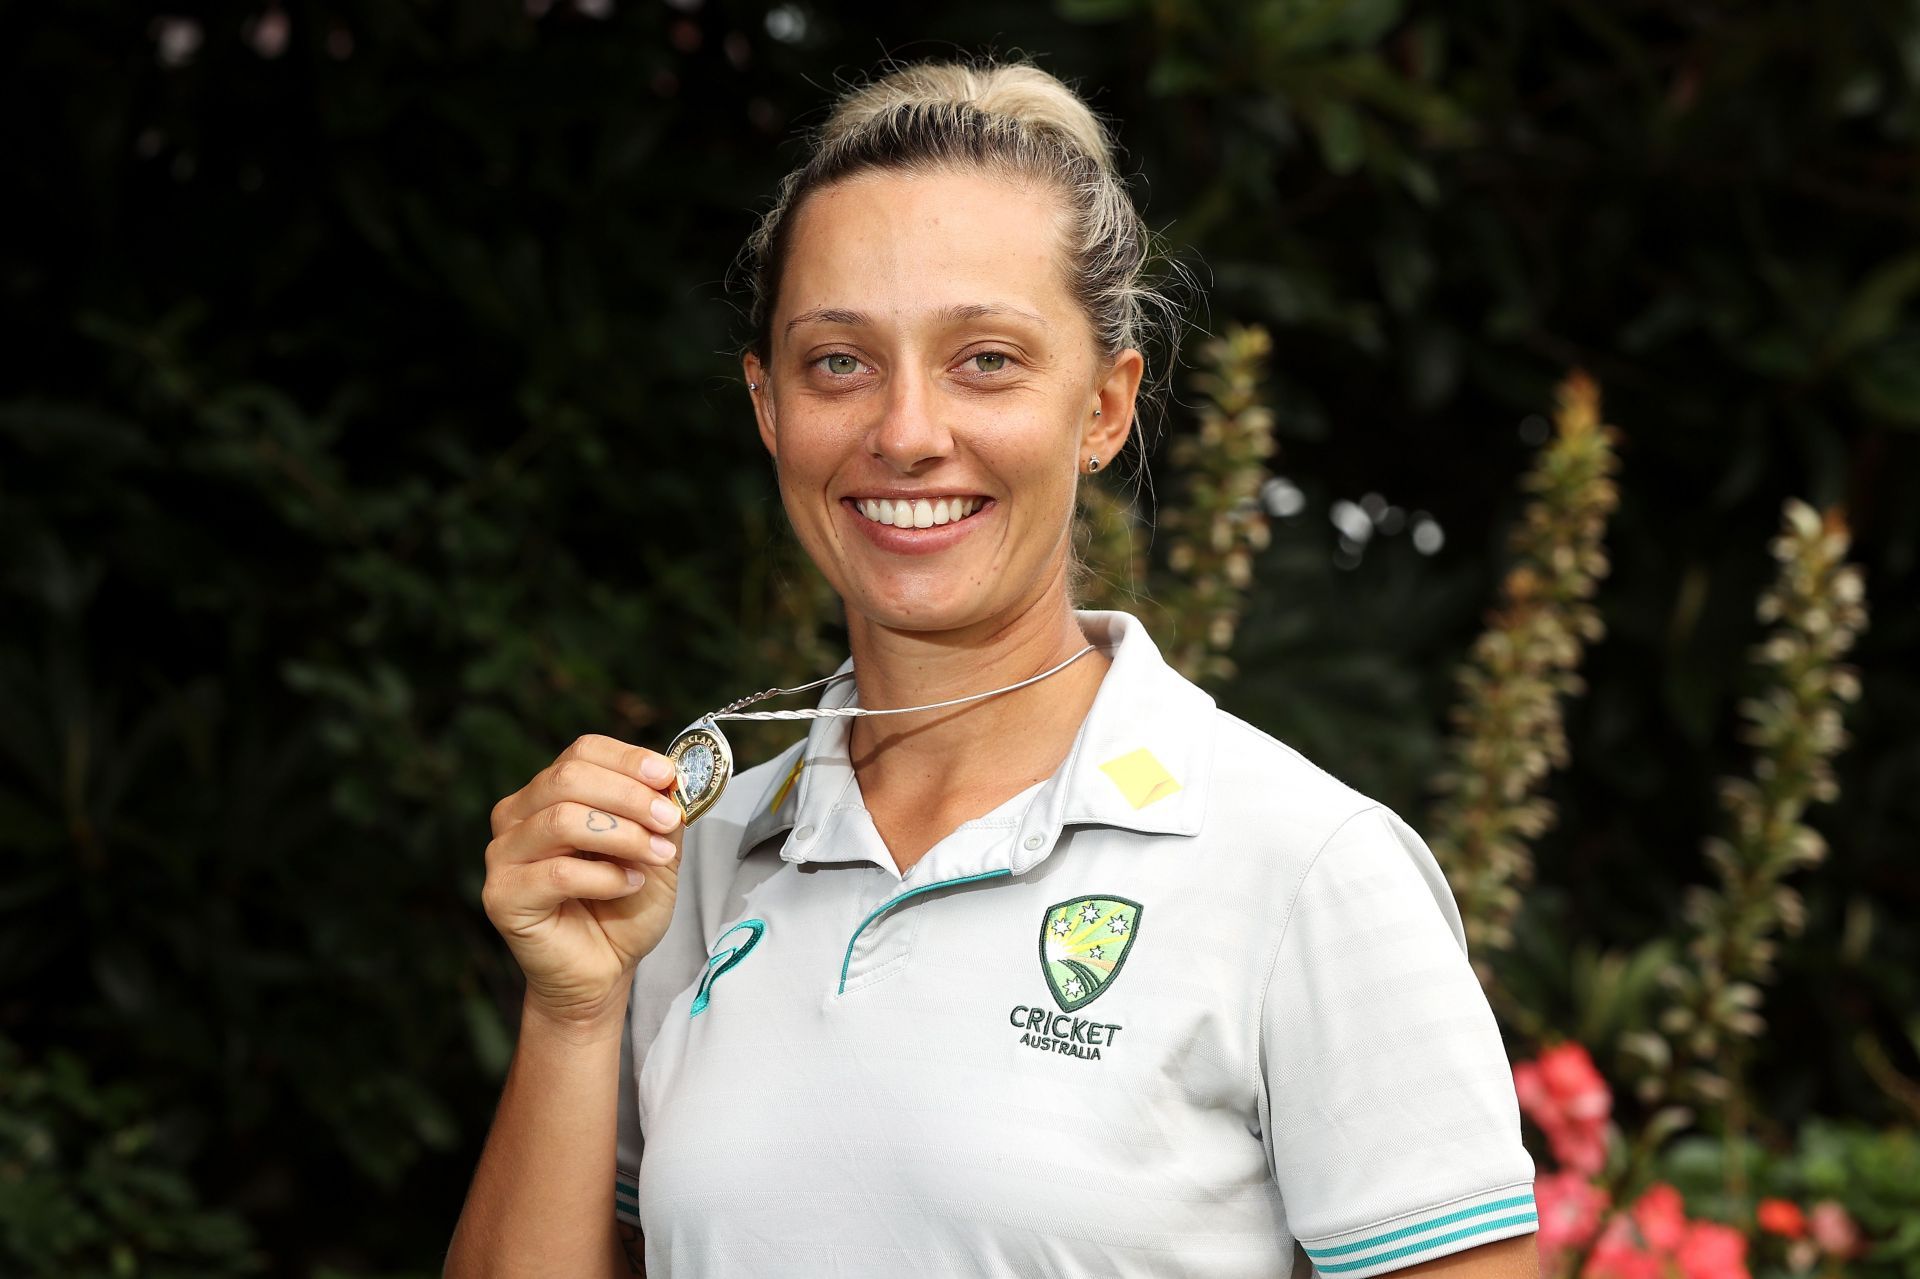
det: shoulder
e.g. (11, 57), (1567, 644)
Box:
(680, 735), (808, 860)
(1187, 704), (1463, 949)
(1196, 704), (1387, 862)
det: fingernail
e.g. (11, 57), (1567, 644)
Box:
(651, 797), (681, 828)
(624, 867), (643, 888)
(650, 835), (676, 860)
(641, 755), (673, 785)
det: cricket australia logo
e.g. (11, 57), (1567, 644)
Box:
(1041, 896), (1142, 1010)
(1008, 896), (1141, 1062)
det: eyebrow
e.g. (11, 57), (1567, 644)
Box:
(783, 302), (1052, 340)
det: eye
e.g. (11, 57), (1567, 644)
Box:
(968, 351), (1014, 374)
(817, 352), (865, 377)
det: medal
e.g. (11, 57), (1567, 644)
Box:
(665, 643), (1098, 824)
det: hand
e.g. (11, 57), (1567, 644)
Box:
(481, 734), (686, 1029)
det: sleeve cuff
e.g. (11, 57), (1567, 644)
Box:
(1299, 1183), (1538, 1277)
(615, 1169), (641, 1227)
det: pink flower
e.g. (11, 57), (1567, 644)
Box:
(1514, 1042), (1613, 1176)
(1539, 1173), (1611, 1245)
(1540, 1042), (1612, 1124)
(1584, 1215), (1661, 1279)
(1537, 1173), (1610, 1272)
(1676, 1221), (1749, 1279)
(1807, 1201), (1861, 1258)
(1757, 1199), (1806, 1239)
(1632, 1184), (1688, 1253)
(244, 7), (288, 58)
(1553, 1123), (1612, 1178)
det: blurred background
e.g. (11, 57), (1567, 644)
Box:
(3, 1), (1918, 1276)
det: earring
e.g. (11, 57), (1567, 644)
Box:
(749, 381), (760, 391)
(1093, 408), (1102, 417)
(1087, 454), (1102, 473)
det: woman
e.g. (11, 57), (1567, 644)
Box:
(446, 58), (1541, 1279)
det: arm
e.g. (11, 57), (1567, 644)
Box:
(443, 994), (633, 1279)
(1261, 805), (1540, 1277)
(1391, 1235), (1539, 1279)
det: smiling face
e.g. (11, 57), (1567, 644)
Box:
(743, 167), (1142, 638)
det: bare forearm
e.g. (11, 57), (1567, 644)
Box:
(444, 994), (629, 1279)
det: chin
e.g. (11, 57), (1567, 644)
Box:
(843, 582), (1001, 634)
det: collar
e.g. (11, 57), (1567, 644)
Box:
(736, 610), (1216, 871)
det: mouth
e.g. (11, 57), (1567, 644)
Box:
(844, 495), (990, 529)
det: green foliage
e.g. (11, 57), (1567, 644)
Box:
(0, 1036), (263, 1278)
(1655, 1122), (1920, 1279)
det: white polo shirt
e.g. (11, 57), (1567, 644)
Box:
(615, 609), (1537, 1277)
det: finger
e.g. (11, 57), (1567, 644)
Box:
(537, 756), (683, 838)
(492, 743), (683, 840)
(563, 733), (678, 793)
(490, 854), (645, 927)
(488, 800), (678, 871)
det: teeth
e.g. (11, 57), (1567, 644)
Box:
(852, 497), (984, 525)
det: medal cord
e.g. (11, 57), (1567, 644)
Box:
(707, 643), (1098, 723)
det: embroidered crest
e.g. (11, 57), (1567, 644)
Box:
(1039, 896), (1142, 1012)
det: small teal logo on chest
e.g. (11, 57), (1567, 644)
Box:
(690, 918), (765, 1017)
(1040, 896), (1142, 1012)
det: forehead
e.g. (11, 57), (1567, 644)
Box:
(776, 167), (1077, 336)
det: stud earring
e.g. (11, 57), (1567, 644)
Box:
(749, 381), (760, 391)
(1093, 408), (1102, 417)
(1087, 454), (1102, 473)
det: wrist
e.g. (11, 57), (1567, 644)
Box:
(520, 987), (631, 1047)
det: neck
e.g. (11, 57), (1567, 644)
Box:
(842, 590), (1110, 807)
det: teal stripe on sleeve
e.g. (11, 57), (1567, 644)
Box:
(1304, 1194), (1535, 1259)
(1311, 1212), (1538, 1273)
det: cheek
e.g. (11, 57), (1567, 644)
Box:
(980, 425), (1081, 536)
(771, 413), (852, 487)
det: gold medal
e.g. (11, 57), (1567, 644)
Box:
(665, 720), (732, 825)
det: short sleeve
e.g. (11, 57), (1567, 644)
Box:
(1258, 804), (1538, 1278)
(614, 994), (642, 1229)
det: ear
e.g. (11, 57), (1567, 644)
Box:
(743, 351), (777, 458)
(1082, 347), (1145, 466)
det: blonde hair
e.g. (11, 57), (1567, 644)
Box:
(737, 56), (1186, 467)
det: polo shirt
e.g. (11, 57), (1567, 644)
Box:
(614, 608), (1538, 1277)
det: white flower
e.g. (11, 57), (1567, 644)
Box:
(151, 17), (203, 67)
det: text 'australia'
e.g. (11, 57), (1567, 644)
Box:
(1010, 1004), (1123, 1062)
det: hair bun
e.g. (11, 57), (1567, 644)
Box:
(820, 61), (1117, 177)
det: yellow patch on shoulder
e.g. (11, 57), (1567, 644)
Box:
(1098, 748), (1183, 810)
(767, 753), (804, 815)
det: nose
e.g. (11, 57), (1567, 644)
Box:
(865, 368), (954, 473)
